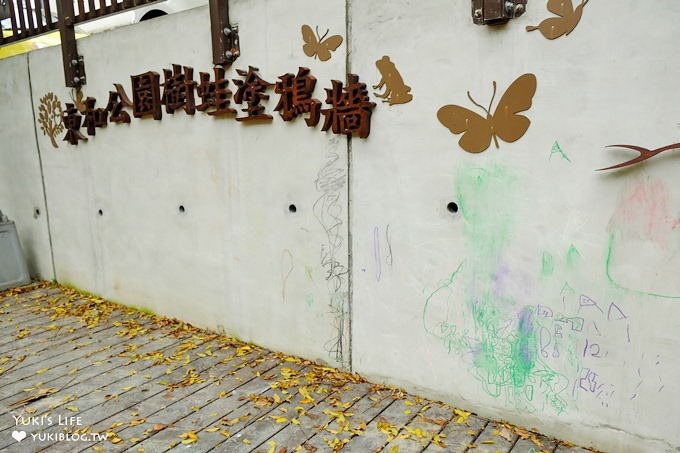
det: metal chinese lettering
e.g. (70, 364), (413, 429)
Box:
(232, 66), (273, 121)
(196, 67), (236, 116)
(62, 103), (88, 145)
(161, 64), (197, 115)
(106, 84), (133, 124)
(43, 64), (377, 146)
(131, 71), (162, 120)
(82, 97), (108, 136)
(321, 73), (376, 139)
(274, 67), (320, 126)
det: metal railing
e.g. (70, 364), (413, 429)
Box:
(0, 0), (160, 45)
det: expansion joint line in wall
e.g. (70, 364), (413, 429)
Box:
(26, 53), (58, 280)
(345, 0), (353, 374)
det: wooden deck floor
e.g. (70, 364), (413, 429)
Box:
(0, 283), (599, 453)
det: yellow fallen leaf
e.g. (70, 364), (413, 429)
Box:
(36, 368), (49, 374)
(391, 446), (400, 453)
(267, 440), (277, 453)
(179, 431), (198, 444)
(243, 438), (251, 445)
(66, 406), (79, 412)
(455, 408), (471, 424)
(206, 426), (219, 432)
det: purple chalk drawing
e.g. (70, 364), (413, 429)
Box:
(579, 294), (604, 313)
(608, 302), (627, 321)
(537, 304), (553, 318)
(579, 368), (603, 393)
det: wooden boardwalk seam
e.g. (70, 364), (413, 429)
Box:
(0, 283), (600, 453)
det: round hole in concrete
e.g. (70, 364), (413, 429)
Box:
(178, 205), (186, 214)
(288, 204), (297, 214)
(34, 208), (40, 218)
(446, 202), (459, 214)
(97, 209), (103, 216)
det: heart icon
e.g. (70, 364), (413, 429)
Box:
(12, 430), (27, 442)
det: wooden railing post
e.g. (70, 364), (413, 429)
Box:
(56, 0), (85, 87)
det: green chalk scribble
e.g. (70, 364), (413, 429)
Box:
(549, 141), (572, 162)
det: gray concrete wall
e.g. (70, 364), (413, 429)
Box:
(1, 1), (679, 451)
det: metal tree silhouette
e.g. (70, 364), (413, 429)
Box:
(38, 93), (64, 148)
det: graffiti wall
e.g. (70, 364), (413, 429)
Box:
(1, 0), (679, 451)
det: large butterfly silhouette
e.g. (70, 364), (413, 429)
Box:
(437, 73), (537, 153)
(526, 0), (589, 40)
(301, 25), (343, 62)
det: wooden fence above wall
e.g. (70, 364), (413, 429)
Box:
(0, 0), (161, 45)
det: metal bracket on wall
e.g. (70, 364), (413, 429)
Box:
(472, 0), (527, 25)
(56, 0), (85, 87)
(209, 0), (240, 66)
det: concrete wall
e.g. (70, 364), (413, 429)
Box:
(1, 1), (679, 451)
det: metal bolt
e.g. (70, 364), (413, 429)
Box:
(223, 27), (231, 36)
(225, 50), (233, 59)
(72, 77), (80, 84)
(474, 8), (482, 18)
(505, 1), (514, 13)
(515, 4), (525, 15)
(71, 59), (78, 66)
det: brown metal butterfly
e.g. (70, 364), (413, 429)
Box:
(301, 25), (343, 62)
(437, 73), (537, 153)
(526, 0), (589, 40)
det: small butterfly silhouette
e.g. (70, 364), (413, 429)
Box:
(301, 25), (343, 62)
(526, 0), (589, 40)
(437, 73), (537, 153)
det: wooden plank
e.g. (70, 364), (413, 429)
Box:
(0, 336), (218, 452)
(25, 0), (36, 34)
(317, 389), (426, 452)
(207, 374), (355, 453)
(510, 433), (557, 453)
(0, 321), (156, 397)
(0, 327), (185, 410)
(0, 318), (93, 356)
(380, 402), (456, 453)
(469, 421), (518, 453)
(421, 412), (487, 453)
(97, 355), (288, 452)
(244, 381), (372, 452)
(0, 311), (150, 372)
(300, 385), (396, 452)
(0, 297), (113, 344)
(554, 444), (597, 453)
(0, 330), (184, 422)
(42, 347), (275, 452)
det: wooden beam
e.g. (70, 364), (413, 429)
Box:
(56, 0), (85, 87)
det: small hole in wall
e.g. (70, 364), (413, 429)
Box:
(288, 204), (297, 214)
(34, 208), (40, 218)
(178, 205), (186, 214)
(97, 209), (103, 216)
(447, 202), (459, 214)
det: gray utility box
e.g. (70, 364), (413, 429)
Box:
(0, 212), (31, 291)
